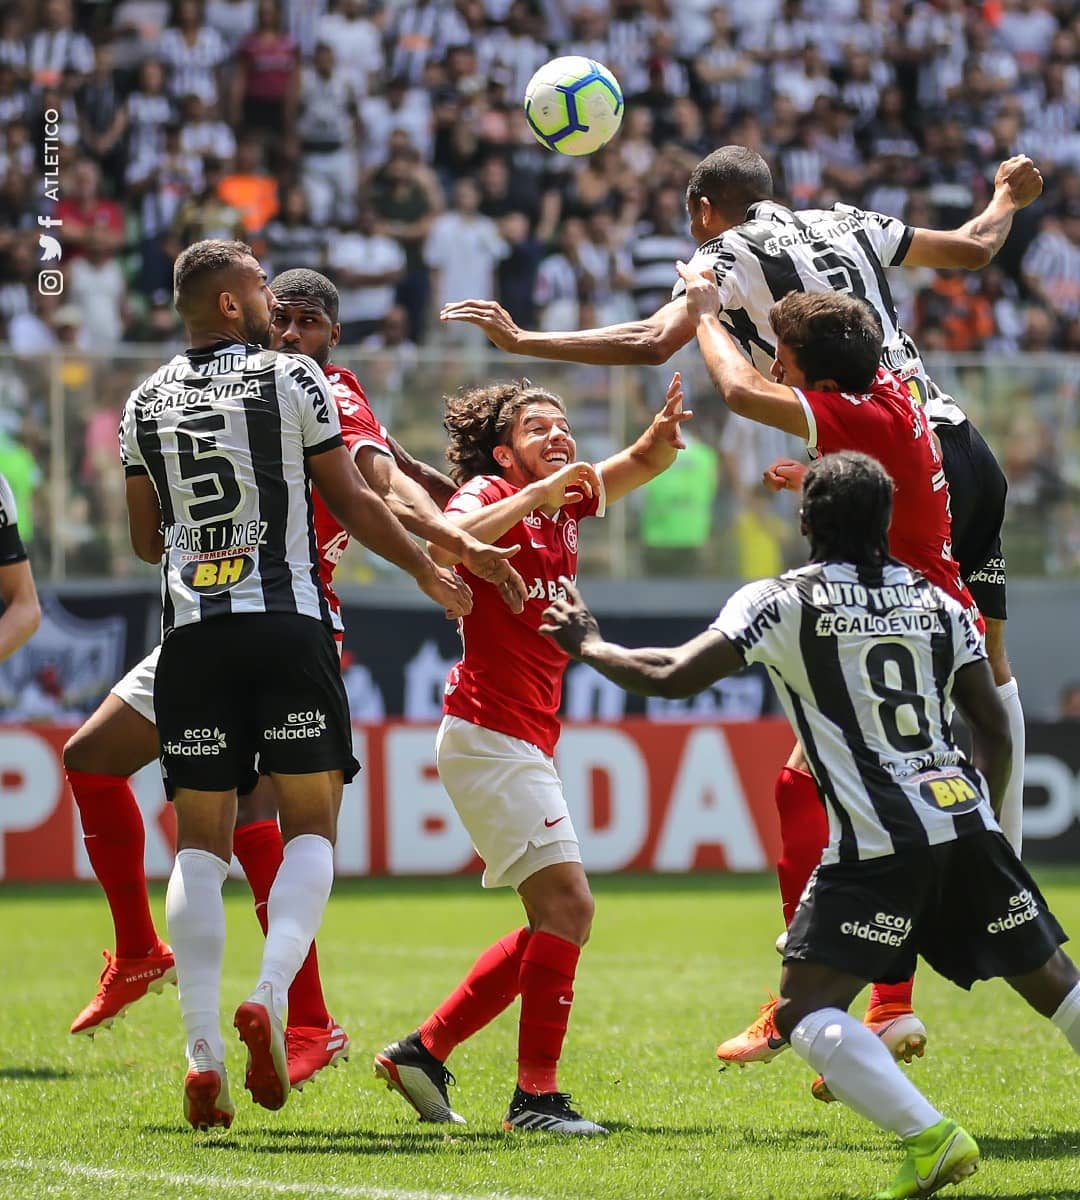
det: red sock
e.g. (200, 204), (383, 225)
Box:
(517, 931), (580, 1094)
(418, 927), (531, 1062)
(233, 819), (330, 1028)
(868, 979), (915, 1011)
(775, 766), (830, 927)
(67, 769), (159, 958)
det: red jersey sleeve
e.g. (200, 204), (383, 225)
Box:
(325, 365), (391, 457)
(444, 474), (513, 515)
(794, 373), (893, 458)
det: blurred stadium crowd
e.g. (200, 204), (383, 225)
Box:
(0, 0), (1078, 580)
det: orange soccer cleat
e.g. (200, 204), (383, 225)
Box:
(287, 1019), (350, 1090)
(70, 941), (177, 1036)
(716, 995), (789, 1065)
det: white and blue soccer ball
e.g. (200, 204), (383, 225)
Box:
(524, 56), (624, 157)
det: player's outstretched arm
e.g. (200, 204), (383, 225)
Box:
(307, 444), (473, 618)
(355, 447), (526, 613)
(386, 434), (456, 509)
(676, 261), (810, 439)
(902, 155), (1043, 271)
(598, 372), (693, 503)
(437, 462), (602, 557)
(439, 296), (696, 366)
(541, 577), (743, 698)
(952, 658), (1013, 819)
(125, 474), (165, 563)
(0, 559), (40, 662)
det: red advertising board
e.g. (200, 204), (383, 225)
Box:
(0, 720), (795, 882)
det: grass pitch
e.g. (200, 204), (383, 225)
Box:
(1, 871), (1078, 1200)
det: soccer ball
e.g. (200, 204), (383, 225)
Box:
(524, 56), (623, 156)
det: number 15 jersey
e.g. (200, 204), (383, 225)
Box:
(120, 341), (344, 636)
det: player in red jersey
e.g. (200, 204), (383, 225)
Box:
(63, 268), (522, 1099)
(374, 372), (690, 1135)
(675, 262), (982, 1093)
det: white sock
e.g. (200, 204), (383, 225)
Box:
(996, 678), (1025, 855)
(1051, 982), (1080, 1053)
(165, 848), (229, 1061)
(790, 1008), (942, 1140)
(257, 833), (334, 1019)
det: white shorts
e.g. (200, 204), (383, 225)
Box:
(436, 715), (581, 890)
(110, 645), (160, 725)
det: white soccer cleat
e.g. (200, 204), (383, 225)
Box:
(183, 1039), (235, 1130)
(234, 982), (290, 1110)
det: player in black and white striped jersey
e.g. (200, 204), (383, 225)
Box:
(440, 145), (1044, 855)
(541, 451), (1080, 1200)
(122, 238), (473, 1130)
(0, 471), (41, 662)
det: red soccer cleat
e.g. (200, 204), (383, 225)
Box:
(70, 941), (177, 1036)
(183, 1039), (235, 1131)
(234, 983), (290, 1110)
(716, 995), (789, 1065)
(287, 1019), (350, 1090)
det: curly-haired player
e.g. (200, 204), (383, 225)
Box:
(374, 372), (689, 1135)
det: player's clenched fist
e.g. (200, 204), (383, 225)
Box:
(763, 457), (808, 492)
(994, 155), (1042, 210)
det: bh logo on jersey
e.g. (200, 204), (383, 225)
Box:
(563, 518), (579, 553)
(986, 890), (1041, 935)
(181, 554), (254, 594)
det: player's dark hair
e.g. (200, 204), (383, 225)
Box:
(444, 380), (566, 484)
(173, 238), (254, 315)
(270, 268), (340, 323)
(769, 291), (883, 392)
(687, 146), (773, 219)
(801, 451), (893, 567)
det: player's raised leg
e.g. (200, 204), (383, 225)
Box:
(234, 779), (349, 1090)
(64, 659), (175, 1036)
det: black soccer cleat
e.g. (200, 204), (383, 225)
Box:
(373, 1031), (466, 1124)
(502, 1086), (608, 1135)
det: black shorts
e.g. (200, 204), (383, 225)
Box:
(936, 419), (1008, 620)
(785, 830), (1066, 990)
(156, 613), (359, 793)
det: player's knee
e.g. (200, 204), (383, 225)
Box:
(62, 727), (107, 774)
(536, 882), (595, 946)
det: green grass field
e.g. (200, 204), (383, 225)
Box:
(1, 871), (1078, 1200)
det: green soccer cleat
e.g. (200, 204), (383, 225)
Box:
(873, 1119), (979, 1199)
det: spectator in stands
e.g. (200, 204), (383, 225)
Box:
(124, 59), (175, 165)
(359, 74), (433, 169)
(371, 145), (442, 339)
(54, 159), (124, 258)
(178, 90), (236, 161)
(263, 183), (325, 277)
(126, 121), (202, 295)
(68, 229), (130, 347)
(167, 156), (244, 249)
(914, 272), (996, 353)
(327, 204), (406, 343)
(205, 0), (257, 52)
(157, 0), (229, 107)
(297, 41), (360, 226)
(386, 0), (468, 85)
(217, 137), (279, 233)
(77, 45), (127, 185)
(425, 177), (508, 341)
(28, 0), (93, 91)
(1059, 683), (1080, 721)
(629, 185), (692, 318)
(1022, 206), (1080, 320)
(110, 0), (172, 71)
(360, 304), (420, 396)
(230, 0), (299, 139)
(315, 0), (382, 98)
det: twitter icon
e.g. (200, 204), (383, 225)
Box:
(39, 234), (62, 262)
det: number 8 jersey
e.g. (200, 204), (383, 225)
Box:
(120, 341), (343, 636)
(711, 560), (999, 864)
